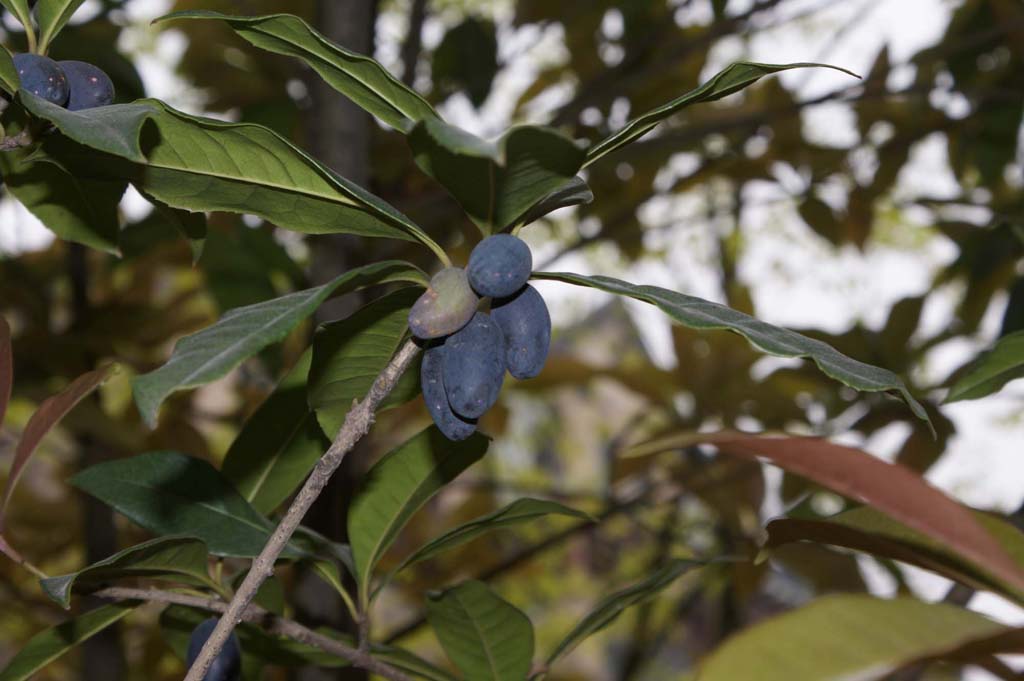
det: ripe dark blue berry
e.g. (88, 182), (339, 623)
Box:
(13, 54), (68, 106)
(59, 61), (115, 110)
(467, 234), (533, 298)
(409, 267), (479, 339)
(492, 285), (551, 379)
(421, 341), (477, 440)
(442, 312), (506, 419)
(186, 618), (242, 681)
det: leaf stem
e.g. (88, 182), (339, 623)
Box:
(93, 586), (413, 681)
(424, 235), (452, 268)
(182, 339), (422, 681)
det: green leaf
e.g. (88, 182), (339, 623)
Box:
(0, 1), (32, 40)
(516, 176), (593, 228)
(308, 288), (423, 439)
(131, 260), (424, 427)
(766, 505), (1024, 604)
(70, 450), (295, 558)
(157, 11), (439, 131)
(427, 580), (534, 681)
(696, 595), (1009, 681)
(40, 536), (214, 609)
(38, 101), (446, 258)
(534, 272), (929, 427)
(0, 146), (126, 254)
(348, 426), (489, 604)
(0, 45), (19, 96)
(21, 92), (155, 163)
(398, 498), (591, 573)
(433, 17), (499, 107)
(945, 330), (1024, 402)
(584, 61), (858, 167)
(221, 350), (327, 515)
(409, 119), (586, 234)
(0, 603), (137, 681)
(547, 559), (699, 666)
(35, 0), (87, 54)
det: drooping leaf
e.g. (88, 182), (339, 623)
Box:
(35, 0), (88, 52)
(20, 92), (155, 163)
(70, 451), (297, 558)
(516, 176), (593, 228)
(427, 580), (534, 681)
(534, 272), (929, 425)
(664, 434), (1024, 593)
(397, 498), (591, 573)
(0, 365), (115, 528)
(38, 102), (445, 255)
(0, 45), (19, 95)
(0, 145), (127, 254)
(348, 427), (489, 603)
(433, 17), (499, 107)
(0, 603), (137, 681)
(547, 559), (700, 666)
(583, 61), (859, 167)
(945, 330), (1024, 403)
(696, 595), (1010, 681)
(409, 119), (586, 234)
(158, 11), (439, 131)
(0, 1), (32, 41)
(40, 536), (214, 609)
(131, 260), (424, 427)
(221, 350), (327, 515)
(766, 505), (1024, 604)
(308, 288), (423, 438)
(147, 194), (206, 263)
(0, 316), (11, 429)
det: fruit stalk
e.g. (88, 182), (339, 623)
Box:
(94, 587), (412, 681)
(182, 340), (421, 681)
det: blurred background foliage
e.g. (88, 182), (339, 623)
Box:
(0, 0), (1022, 679)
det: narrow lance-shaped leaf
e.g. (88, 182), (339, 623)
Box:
(0, 45), (19, 96)
(516, 176), (593, 228)
(654, 434), (1024, 593)
(534, 272), (929, 427)
(308, 288), (423, 439)
(584, 61), (859, 167)
(158, 11), (439, 131)
(547, 559), (700, 667)
(0, 603), (137, 681)
(71, 451), (301, 559)
(0, 1), (32, 43)
(131, 260), (424, 427)
(427, 581), (534, 681)
(40, 536), (215, 609)
(0, 316), (11, 429)
(221, 349), (328, 515)
(766, 505), (1024, 605)
(0, 364), (115, 530)
(945, 329), (1024, 403)
(35, 0), (88, 53)
(348, 427), (489, 605)
(696, 595), (1009, 681)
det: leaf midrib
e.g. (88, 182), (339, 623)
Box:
(454, 590), (501, 678)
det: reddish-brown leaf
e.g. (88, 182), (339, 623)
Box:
(694, 434), (1024, 593)
(0, 316), (11, 430)
(0, 365), (116, 529)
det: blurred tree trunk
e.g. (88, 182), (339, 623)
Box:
(296, 2), (379, 680)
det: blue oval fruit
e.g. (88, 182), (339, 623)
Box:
(442, 312), (506, 419)
(421, 341), (477, 440)
(186, 617), (242, 681)
(59, 61), (115, 110)
(467, 234), (533, 298)
(409, 267), (479, 339)
(13, 54), (68, 106)
(492, 285), (551, 379)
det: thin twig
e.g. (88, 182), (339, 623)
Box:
(183, 339), (422, 681)
(92, 587), (412, 681)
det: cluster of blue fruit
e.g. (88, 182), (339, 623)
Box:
(187, 618), (241, 681)
(410, 234), (552, 441)
(11, 53), (114, 110)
